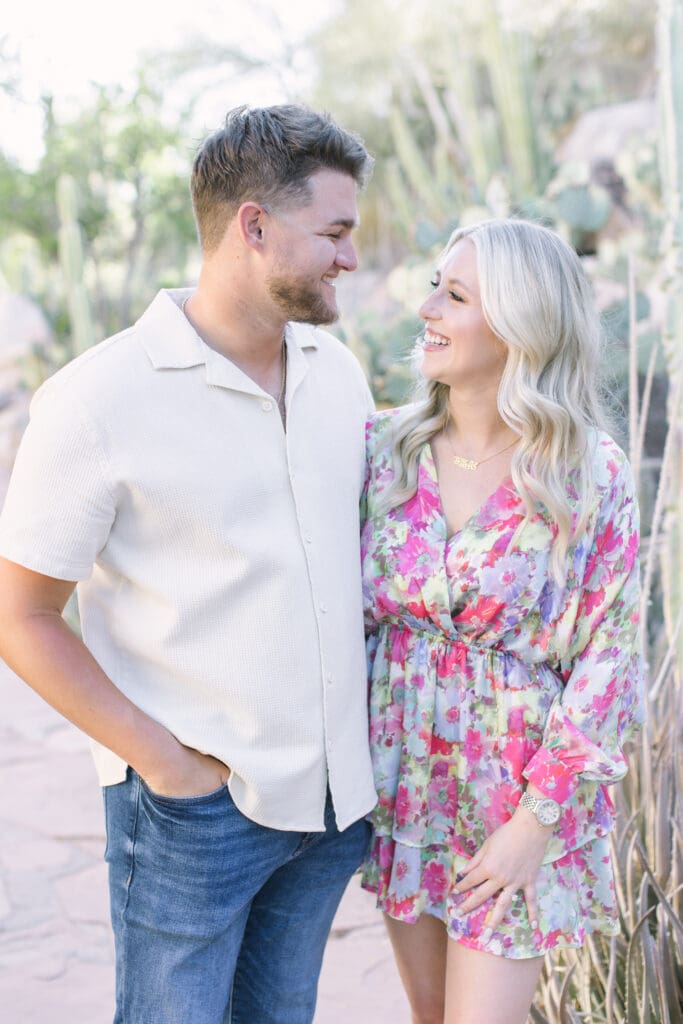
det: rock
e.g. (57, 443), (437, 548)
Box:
(556, 99), (656, 166)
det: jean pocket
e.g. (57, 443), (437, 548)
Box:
(137, 774), (229, 809)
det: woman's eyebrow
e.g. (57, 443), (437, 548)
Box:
(445, 277), (471, 293)
(324, 217), (359, 230)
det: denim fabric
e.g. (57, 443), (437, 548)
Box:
(103, 769), (370, 1024)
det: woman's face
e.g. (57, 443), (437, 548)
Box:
(418, 238), (507, 391)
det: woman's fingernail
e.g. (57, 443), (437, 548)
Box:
(531, 919), (538, 929)
(481, 927), (492, 943)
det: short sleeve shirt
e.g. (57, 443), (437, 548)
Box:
(0, 289), (377, 832)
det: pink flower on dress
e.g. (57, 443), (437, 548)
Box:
(395, 535), (432, 575)
(404, 598), (429, 619)
(463, 728), (483, 761)
(445, 706), (460, 725)
(557, 806), (578, 848)
(389, 895), (417, 919)
(431, 777), (457, 819)
(395, 783), (422, 826)
(584, 521), (621, 579)
(501, 734), (525, 774)
(430, 734), (452, 756)
(582, 585), (606, 616)
(487, 782), (516, 825)
(422, 861), (448, 905)
(460, 593), (505, 627)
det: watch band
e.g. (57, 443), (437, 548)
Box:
(519, 791), (561, 826)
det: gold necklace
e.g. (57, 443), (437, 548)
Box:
(444, 424), (518, 471)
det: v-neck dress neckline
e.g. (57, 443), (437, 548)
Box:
(423, 441), (515, 547)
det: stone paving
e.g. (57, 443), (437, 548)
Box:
(0, 660), (410, 1023)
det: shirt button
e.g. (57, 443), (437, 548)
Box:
(261, 400), (273, 412)
(320, 603), (328, 613)
(327, 674), (334, 685)
(305, 535), (313, 544)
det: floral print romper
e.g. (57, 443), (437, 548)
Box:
(360, 409), (644, 958)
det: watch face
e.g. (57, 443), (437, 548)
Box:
(537, 799), (561, 826)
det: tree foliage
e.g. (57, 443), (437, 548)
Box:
(1, 75), (197, 347)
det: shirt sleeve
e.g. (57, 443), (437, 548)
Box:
(522, 456), (644, 802)
(0, 384), (116, 581)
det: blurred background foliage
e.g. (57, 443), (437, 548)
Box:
(0, 0), (681, 1020)
(0, 0), (663, 401)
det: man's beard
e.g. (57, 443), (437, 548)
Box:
(267, 274), (338, 326)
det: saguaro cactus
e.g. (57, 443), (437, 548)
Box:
(56, 174), (94, 357)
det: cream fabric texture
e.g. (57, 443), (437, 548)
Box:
(0, 289), (377, 831)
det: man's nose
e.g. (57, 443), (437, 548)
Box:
(336, 238), (358, 272)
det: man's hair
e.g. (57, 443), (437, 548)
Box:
(190, 104), (373, 253)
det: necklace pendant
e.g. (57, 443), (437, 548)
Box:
(452, 454), (479, 471)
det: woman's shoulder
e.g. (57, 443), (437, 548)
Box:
(582, 431), (638, 527)
(366, 404), (414, 452)
(589, 430), (634, 490)
(364, 404), (420, 486)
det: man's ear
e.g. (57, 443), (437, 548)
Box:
(236, 202), (268, 250)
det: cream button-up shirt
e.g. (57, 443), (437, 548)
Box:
(0, 289), (377, 831)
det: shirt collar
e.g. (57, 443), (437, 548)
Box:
(137, 289), (319, 395)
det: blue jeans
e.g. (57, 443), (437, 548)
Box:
(103, 769), (370, 1024)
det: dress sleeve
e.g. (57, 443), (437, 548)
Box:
(0, 385), (116, 581)
(360, 409), (400, 526)
(360, 418), (374, 527)
(522, 456), (644, 802)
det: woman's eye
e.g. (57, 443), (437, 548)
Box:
(429, 279), (439, 288)
(449, 291), (464, 303)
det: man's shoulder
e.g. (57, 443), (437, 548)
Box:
(32, 325), (145, 414)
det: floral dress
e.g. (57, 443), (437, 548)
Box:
(360, 409), (643, 959)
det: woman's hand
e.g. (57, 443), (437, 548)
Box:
(454, 803), (555, 933)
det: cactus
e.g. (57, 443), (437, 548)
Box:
(389, 1), (546, 237)
(56, 174), (95, 357)
(657, 0), (683, 679)
(552, 184), (613, 233)
(384, 158), (419, 239)
(389, 105), (444, 223)
(443, 55), (501, 202)
(476, 0), (542, 200)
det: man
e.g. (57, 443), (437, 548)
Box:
(0, 105), (377, 1023)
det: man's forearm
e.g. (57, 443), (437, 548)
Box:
(0, 609), (177, 779)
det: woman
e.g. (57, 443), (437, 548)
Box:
(360, 219), (643, 1024)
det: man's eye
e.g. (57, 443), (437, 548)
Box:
(327, 232), (342, 240)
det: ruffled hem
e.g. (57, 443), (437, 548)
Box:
(361, 832), (619, 960)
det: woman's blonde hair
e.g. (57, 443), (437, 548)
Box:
(383, 217), (610, 579)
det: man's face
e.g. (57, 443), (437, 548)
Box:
(265, 169), (360, 325)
